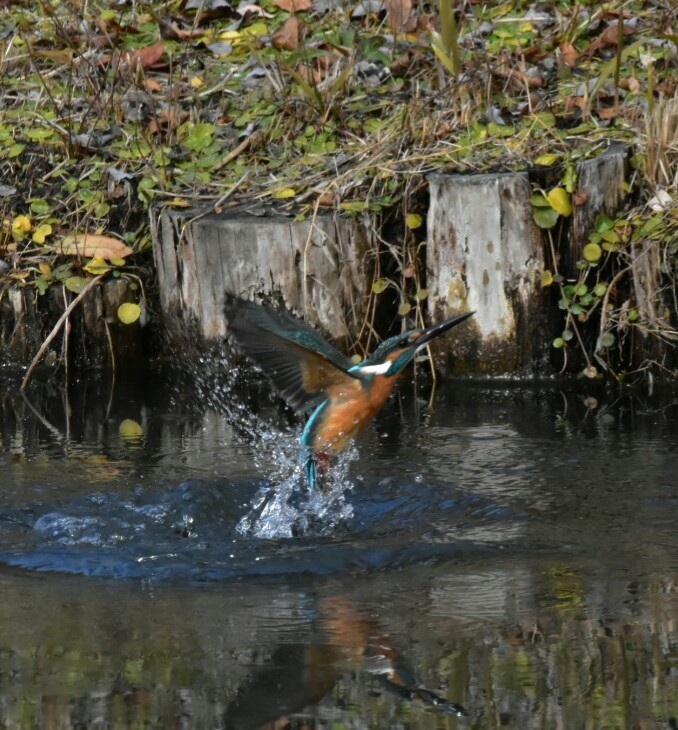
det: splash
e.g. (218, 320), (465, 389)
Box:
(237, 447), (358, 539)
(172, 346), (358, 538)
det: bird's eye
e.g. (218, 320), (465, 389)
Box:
(399, 338), (409, 348)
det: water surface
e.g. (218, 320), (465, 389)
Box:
(0, 369), (676, 728)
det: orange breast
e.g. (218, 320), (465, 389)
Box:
(311, 374), (401, 455)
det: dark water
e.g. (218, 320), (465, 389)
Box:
(0, 367), (676, 729)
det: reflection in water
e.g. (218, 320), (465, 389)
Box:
(0, 369), (677, 728)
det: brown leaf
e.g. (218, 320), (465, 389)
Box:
(120, 41), (166, 69)
(273, 0), (312, 11)
(413, 14), (433, 35)
(560, 42), (577, 66)
(620, 75), (640, 94)
(572, 191), (589, 206)
(317, 191), (336, 206)
(271, 16), (305, 50)
(597, 106), (618, 120)
(386, 0), (417, 33)
(582, 22), (634, 58)
(58, 234), (134, 259)
(143, 78), (162, 92)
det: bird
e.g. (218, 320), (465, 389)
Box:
(225, 295), (473, 489)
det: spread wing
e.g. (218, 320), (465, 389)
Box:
(225, 296), (361, 413)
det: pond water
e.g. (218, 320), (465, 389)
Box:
(0, 363), (676, 729)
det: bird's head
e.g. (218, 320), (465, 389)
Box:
(356, 311), (474, 377)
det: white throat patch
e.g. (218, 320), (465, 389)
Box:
(355, 361), (392, 375)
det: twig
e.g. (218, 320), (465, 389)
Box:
(216, 132), (259, 170)
(104, 319), (116, 422)
(21, 275), (104, 390)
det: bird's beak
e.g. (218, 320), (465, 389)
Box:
(416, 311), (474, 348)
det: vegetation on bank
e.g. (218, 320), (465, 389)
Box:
(0, 0), (676, 378)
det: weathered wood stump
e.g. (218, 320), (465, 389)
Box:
(427, 171), (545, 374)
(152, 208), (374, 348)
(0, 279), (144, 372)
(427, 144), (629, 374)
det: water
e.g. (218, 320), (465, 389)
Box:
(0, 367), (676, 729)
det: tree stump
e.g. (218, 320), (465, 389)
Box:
(152, 208), (374, 349)
(427, 145), (629, 374)
(0, 279), (144, 372)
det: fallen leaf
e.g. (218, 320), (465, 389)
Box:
(143, 78), (162, 92)
(597, 106), (618, 120)
(582, 21), (634, 58)
(58, 234), (134, 259)
(561, 42), (577, 66)
(102, 41), (165, 69)
(620, 75), (640, 94)
(386, 0), (416, 33)
(317, 191), (336, 206)
(271, 16), (305, 50)
(273, 0), (312, 11)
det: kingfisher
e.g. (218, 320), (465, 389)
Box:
(225, 296), (473, 489)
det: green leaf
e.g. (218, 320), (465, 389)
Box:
(533, 206), (559, 229)
(34, 276), (50, 295)
(583, 243), (602, 262)
(553, 337), (565, 349)
(595, 214), (615, 233)
(398, 302), (411, 316)
(182, 123), (217, 152)
(65, 276), (90, 293)
(534, 154), (560, 166)
(628, 308), (640, 322)
(372, 278), (389, 294)
(599, 332), (615, 348)
(531, 193), (551, 207)
(593, 283), (607, 297)
(415, 288), (428, 301)
(561, 329), (574, 341)
(29, 199), (51, 215)
(341, 201), (367, 212)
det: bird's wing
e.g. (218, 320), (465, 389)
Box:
(225, 296), (361, 413)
